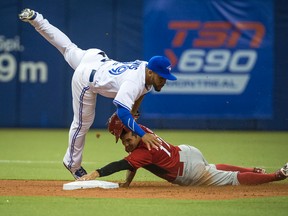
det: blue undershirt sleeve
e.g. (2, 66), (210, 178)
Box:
(116, 105), (146, 137)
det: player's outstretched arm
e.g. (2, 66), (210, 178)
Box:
(116, 105), (161, 150)
(78, 160), (133, 181)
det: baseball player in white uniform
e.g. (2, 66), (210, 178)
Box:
(19, 8), (177, 179)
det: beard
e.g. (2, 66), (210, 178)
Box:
(153, 84), (163, 92)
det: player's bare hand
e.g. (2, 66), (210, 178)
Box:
(141, 133), (162, 151)
(78, 170), (99, 181)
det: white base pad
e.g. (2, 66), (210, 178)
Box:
(63, 180), (119, 190)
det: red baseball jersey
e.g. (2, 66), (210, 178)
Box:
(124, 125), (183, 182)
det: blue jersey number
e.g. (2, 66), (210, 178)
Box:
(109, 60), (141, 75)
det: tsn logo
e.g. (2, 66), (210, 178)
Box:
(165, 21), (264, 73)
(161, 21), (266, 94)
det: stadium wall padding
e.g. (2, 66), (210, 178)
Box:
(0, 0), (287, 130)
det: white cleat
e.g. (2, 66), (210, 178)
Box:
(19, 8), (37, 22)
(280, 162), (288, 177)
(275, 162), (288, 180)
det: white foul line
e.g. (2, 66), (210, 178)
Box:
(0, 160), (96, 164)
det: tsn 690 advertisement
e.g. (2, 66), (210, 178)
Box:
(143, 0), (273, 119)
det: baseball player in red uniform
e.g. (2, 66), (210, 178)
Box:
(19, 9), (177, 179)
(79, 113), (288, 187)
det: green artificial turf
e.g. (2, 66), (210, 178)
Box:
(0, 129), (287, 180)
(0, 196), (287, 216)
(0, 129), (287, 216)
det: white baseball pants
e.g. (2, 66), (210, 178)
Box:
(173, 145), (239, 186)
(30, 13), (98, 173)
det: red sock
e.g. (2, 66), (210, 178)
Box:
(216, 164), (254, 173)
(237, 173), (276, 185)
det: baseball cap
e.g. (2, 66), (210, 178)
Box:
(147, 56), (177, 81)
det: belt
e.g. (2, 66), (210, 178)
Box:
(89, 69), (97, 82)
(89, 52), (108, 82)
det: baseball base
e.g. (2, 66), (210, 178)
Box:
(63, 180), (119, 190)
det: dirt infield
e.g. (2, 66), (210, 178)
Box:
(0, 180), (287, 200)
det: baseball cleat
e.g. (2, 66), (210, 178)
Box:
(19, 8), (37, 21)
(63, 162), (87, 180)
(280, 163), (288, 176)
(253, 167), (266, 174)
(275, 162), (288, 180)
(73, 167), (88, 180)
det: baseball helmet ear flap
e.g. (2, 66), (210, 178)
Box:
(107, 112), (125, 143)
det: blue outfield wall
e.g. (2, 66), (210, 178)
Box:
(0, 0), (287, 130)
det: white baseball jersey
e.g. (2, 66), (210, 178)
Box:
(77, 49), (152, 111)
